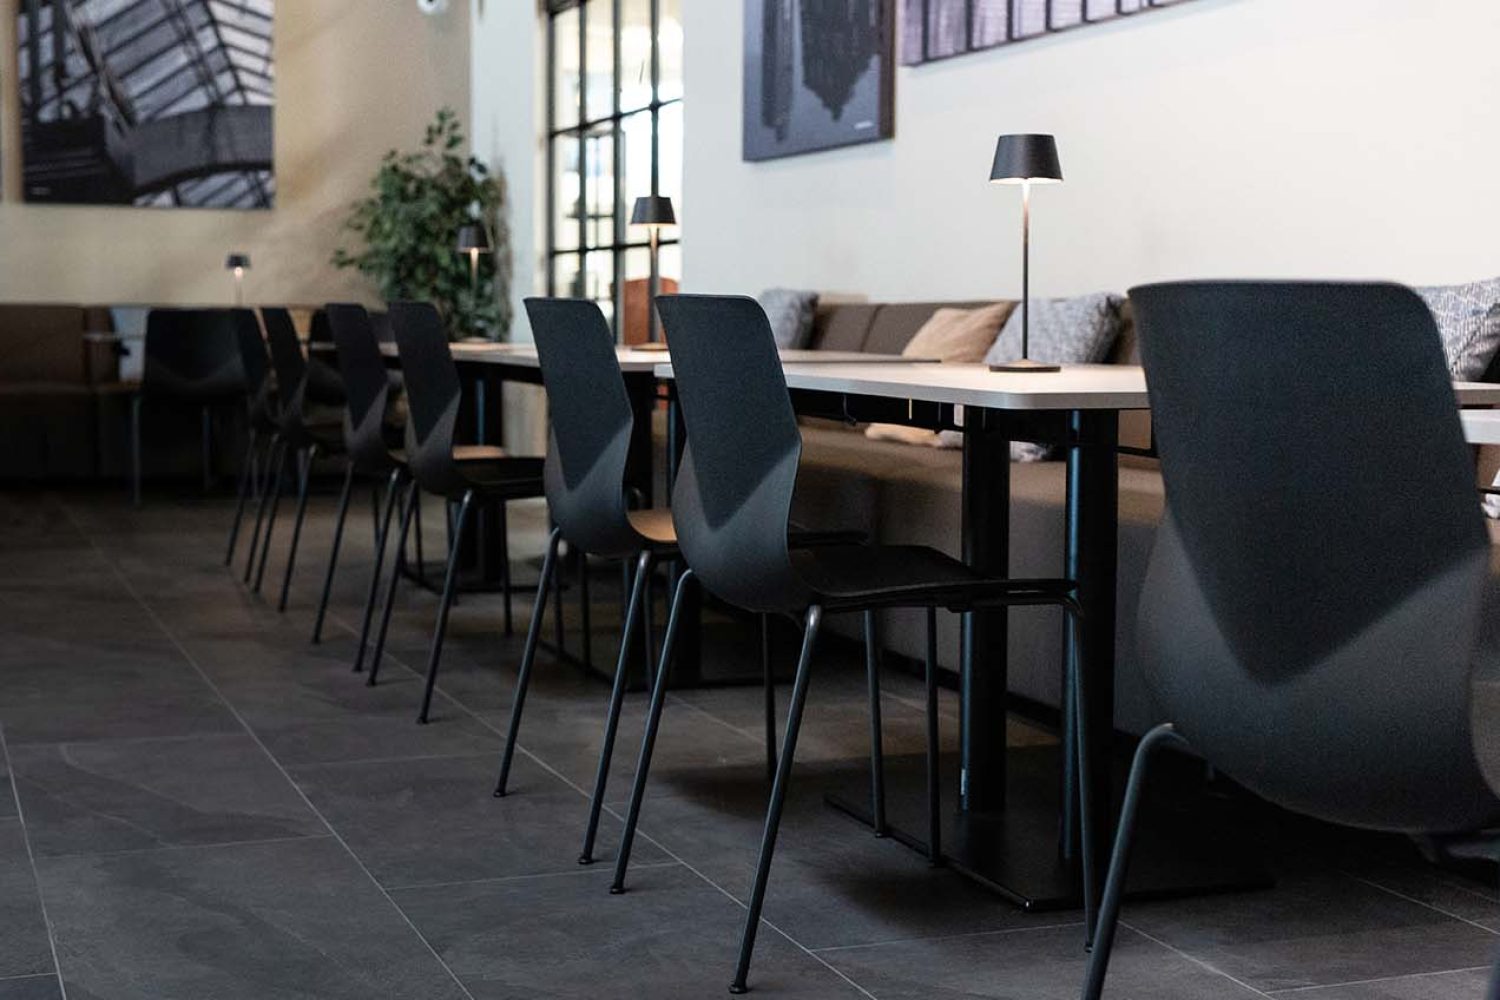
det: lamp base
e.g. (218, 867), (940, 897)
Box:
(989, 358), (1061, 373)
(632, 341), (671, 353)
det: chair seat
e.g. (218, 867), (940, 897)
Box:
(454, 444), (508, 461)
(456, 455), (546, 496)
(792, 543), (1073, 611)
(627, 507), (677, 545)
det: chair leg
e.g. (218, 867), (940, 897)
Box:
(201, 406), (213, 493)
(762, 613), (777, 783)
(864, 609), (887, 836)
(730, 605), (823, 995)
(924, 606), (942, 866)
(311, 462), (356, 642)
(277, 445), (318, 612)
(353, 470), (404, 672)
(130, 394), (144, 507)
(499, 502), (515, 636)
(579, 549), (653, 864)
(552, 538), (567, 657)
(417, 490), (474, 724)
(252, 442), (291, 594)
(1081, 723), (1191, 1000)
(494, 527), (563, 796)
(610, 569), (696, 894)
(412, 489), (426, 585)
(244, 434), (281, 582)
(368, 481), (420, 686)
(224, 428), (259, 566)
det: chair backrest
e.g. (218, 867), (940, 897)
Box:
(388, 301), (465, 495)
(656, 294), (811, 613)
(1133, 280), (1498, 832)
(523, 298), (642, 557)
(303, 309), (348, 407)
(230, 308), (271, 422)
(327, 303), (397, 473)
(142, 308), (247, 401)
(260, 307), (308, 417)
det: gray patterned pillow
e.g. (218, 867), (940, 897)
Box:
(983, 292), (1126, 460)
(759, 289), (820, 349)
(1413, 278), (1500, 380)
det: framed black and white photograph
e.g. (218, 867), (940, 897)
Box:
(17, 0), (275, 209)
(743, 0), (895, 162)
(902, 0), (1198, 65)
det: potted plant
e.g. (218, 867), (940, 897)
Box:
(334, 108), (512, 340)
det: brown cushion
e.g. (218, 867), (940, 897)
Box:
(899, 302), (1014, 363)
(810, 304), (879, 352)
(863, 301), (997, 356)
(0, 305), (88, 384)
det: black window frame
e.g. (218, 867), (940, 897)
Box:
(545, 0), (682, 340)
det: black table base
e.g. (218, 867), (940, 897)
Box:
(825, 747), (1271, 911)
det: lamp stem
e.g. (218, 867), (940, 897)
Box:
(233, 269), (244, 307)
(648, 226), (660, 343)
(1021, 179), (1031, 362)
(469, 250), (480, 300)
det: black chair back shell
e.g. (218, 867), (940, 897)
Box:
(388, 301), (467, 497)
(142, 309), (247, 402)
(525, 298), (643, 558)
(656, 294), (812, 613)
(327, 303), (398, 475)
(1132, 280), (1499, 832)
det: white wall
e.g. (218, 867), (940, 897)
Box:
(470, 0), (547, 453)
(684, 0), (1500, 301)
(0, 1), (470, 307)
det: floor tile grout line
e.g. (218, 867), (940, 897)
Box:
(323, 607), (883, 1000)
(67, 510), (480, 1000)
(0, 972), (63, 984)
(1120, 920), (1275, 998)
(36, 832), (337, 863)
(0, 724), (71, 1000)
(1264, 964), (1493, 995)
(286, 750), (503, 773)
(383, 859), (683, 894)
(1345, 871), (1500, 937)
(810, 919), (1085, 955)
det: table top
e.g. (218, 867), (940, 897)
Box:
(446, 342), (925, 372)
(1462, 409), (1500, 444)
(653, 360), (1500, 413)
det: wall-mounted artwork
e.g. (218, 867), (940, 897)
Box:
(17, 0), (275, 209)
(743, 0), (895, 162)
(903, 0), (1199, 65)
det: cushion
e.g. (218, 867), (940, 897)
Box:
(896, 302), (1015, 363)
(1414, 277), (1500, 380)
(864, 301), (994, 356)
(866, 302), (1025, 455)
(983, 291), (1125, 369)
(759, 289), (820, 349)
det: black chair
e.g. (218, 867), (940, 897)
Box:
(247, 307), (345, 610)
(369, 301), (545, 723)
(131, 309), (249, 506)
(304, 309), (349, 409)
(316, 303), (411, 659)
(1082, 281), (1500, 999)
(612, 294), (1091, 994)
(223, 309), (277, 567)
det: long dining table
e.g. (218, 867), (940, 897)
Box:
(653, 357), (1500, 909)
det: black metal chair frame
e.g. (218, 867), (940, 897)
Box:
(367, 301), (545, 724)
(606, 294), (1094, 994)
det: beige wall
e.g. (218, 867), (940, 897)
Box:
(684, 0), (1500, 300)
(0, 0), (470, 307)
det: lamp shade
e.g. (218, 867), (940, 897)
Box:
(989, 134), (1063, 184)
(225, 253), (251, 270)
(630, 195), (677, 228)
(456, 223), (492, 253)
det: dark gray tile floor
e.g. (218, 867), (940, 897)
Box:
(1, 487), (1498, 998)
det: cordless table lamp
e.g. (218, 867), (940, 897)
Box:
(989, 134), (1063, 373)
(630, 195), (676, 347)
(225, 253), (251, 306)
(456, 223), (492, 302)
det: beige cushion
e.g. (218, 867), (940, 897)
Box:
(865, 302), (1015, 450)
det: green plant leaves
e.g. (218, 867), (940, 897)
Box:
(332, 108), (513, 341)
